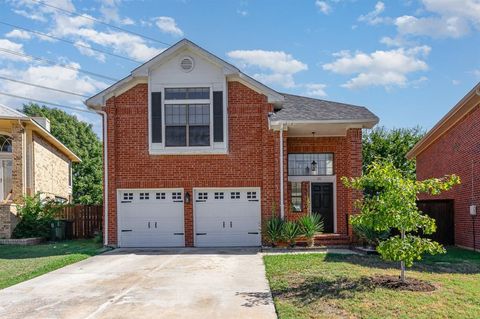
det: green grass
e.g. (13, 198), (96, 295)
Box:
(0, 239), (105, 289)
(264, 247), (480, 319)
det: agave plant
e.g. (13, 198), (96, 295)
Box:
(298, 214), (324, 247)
(282, 221), (302, 248)
(264, 217), (284, 247)
(353, 223), (390, 248)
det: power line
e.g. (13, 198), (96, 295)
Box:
(0, 21), (142, 64)
(0, 91), (96, 114)
(0, 75), (89, 98)
(29, 0), (171, 46)
(0, 48), (119, 82)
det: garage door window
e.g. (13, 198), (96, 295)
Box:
(198, 192), (208, 201)
(247, 191), (257, 200)
(139, 192), (150, 200)
(123, 192), (133, 200)
(230, 192), (240, 199)
(214, 192), (224, 199)
(172, 192), (182, 200)
(156, 192), (166, 200)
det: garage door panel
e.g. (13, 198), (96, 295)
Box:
(194, 188), (261, 247)
(118, 189), (184, 248)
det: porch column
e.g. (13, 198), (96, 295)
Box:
(11, 123), (25, 204)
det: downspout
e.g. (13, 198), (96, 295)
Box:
(93, 109), (108, 247)
(279, 122), (285, 219)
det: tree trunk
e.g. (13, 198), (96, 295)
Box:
(400, 229), (406, 283)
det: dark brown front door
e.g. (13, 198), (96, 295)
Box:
(311, 183), (334, 233)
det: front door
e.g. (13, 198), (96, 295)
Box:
(311, 183), (334, 233)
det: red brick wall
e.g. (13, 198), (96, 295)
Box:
(416, 103), (480, 250)
(285, 128), (362, 236)
(102, 81), (362, 246)
(103, 82), (281, 246)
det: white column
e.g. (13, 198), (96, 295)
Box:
(279, 124), (285, 219)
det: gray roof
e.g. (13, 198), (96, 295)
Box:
(271, 93), (378, 123)
(0, 103), (27, 119)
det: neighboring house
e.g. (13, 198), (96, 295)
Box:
(0, 104), (80, 239)
(407, 82), (480, 251)
(86, 39), (378, 248)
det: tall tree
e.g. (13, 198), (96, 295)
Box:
(23, 103), (103, 205)
(363, 126), (425, 179)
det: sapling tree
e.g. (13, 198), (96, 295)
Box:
(342, 161), (460, 282)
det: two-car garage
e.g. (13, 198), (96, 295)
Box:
(117, 188), (261, 247)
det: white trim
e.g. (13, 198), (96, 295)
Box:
(192, 187), (262, 247)
(279, 125), (285, 219)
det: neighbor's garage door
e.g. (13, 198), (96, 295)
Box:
(194, 188), (261, 247)
(117, 189), (184, 247)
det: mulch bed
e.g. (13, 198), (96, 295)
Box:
(369, 275), (436, 292)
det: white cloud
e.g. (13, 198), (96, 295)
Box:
(10, 0), (162, 62)
(5, 29), (31, 40)
(154, 17), (184, 37)
(473, 69), (480, 78)
(315, 1), (331, 14)
(0, 63), (108, 107)
(99, 0), (135, 25)
(304, 83), (327, 97)
(74, 40), (106, 62)
(237, 9), (248, 16)
(358, 1), (386, 25)
(0, 39), (28, 62)
(395, 0), (480, 38)
(227, 50), (308, 88)
(323, 46), (431, 89)
(452, 79), (460, 85)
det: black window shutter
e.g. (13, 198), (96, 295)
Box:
(213, 91), (223, 142)
(151, 92), (162, 143)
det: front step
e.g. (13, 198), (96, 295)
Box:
(296, 233), (351, 247)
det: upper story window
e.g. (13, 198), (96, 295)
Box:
(150, 87), (225, 153)
(288, 153), (334, 176)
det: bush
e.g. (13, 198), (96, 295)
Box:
(264, 217), (284, 246)
(353, 223), (389, 248)
(12, 194), (64, 239)
(282, 221), (302, 248)
(299, 214), (324, 247)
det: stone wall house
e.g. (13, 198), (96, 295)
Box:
(0, 104), (80, 239)
(86, 39), (378, 248)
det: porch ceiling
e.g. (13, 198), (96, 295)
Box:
(285, 123), (361, 137)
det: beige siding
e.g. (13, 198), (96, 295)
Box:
(32, 133), (71, 200)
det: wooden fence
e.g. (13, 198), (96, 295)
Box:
(57, 205), (103, 239)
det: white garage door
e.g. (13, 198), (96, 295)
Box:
(117, 189), (184, 247)
(194, 188), (261, 247)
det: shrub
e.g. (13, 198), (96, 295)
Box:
(298, 214), (324, 247)
(264, 217), (284, 246)
(282, 221), (302, 248)
(12, 194), (64, 239)
(353, 223), (389, 248)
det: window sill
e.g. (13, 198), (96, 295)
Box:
(149, 148), (228, 155)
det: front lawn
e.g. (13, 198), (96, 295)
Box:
(0, 239), (104, 289)
(264, 247), (480, 319)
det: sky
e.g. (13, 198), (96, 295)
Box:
(0, 0), (479, 136)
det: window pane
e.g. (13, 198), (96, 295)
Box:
(288, 153), (334, 176)
(188, 104), (210, 125)
(165, 126), (186, 146)
(165, 105), (187, 125)
(165, 87), (209, 100)
(189, 126), (210, 146)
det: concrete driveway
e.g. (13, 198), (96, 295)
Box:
(0, 248), (276, 319)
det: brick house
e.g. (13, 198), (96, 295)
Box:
(0, 104), (80, 238)
(407, 82), (480, 251)
(86, 39), (378, 247)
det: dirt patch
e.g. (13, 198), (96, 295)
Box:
(369, 275), (436, 292)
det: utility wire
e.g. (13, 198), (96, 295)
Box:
(0, 48), (118, 82)
(0, 91), (96, 114)
(0, 21), (142, 64)
(0, 75), (90, 98)
(29, 0), (171, 46)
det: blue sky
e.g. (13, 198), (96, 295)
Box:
(0, 0), (479, 136)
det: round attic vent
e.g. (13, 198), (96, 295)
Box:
(180, 56), (194, 72)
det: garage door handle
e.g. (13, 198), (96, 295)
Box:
(155, 222), (157, 228)
(121, 229), (132, 232)
(196, 200), (206, 202)
(230, 221), (232, 228)
(148, 222), (150, 228)
(196, 233), (207, 235)
(121, 200), (132, 203)
(174, 232), (184, 235)
(248, 199), (259, 202)
(173, 200), (183, 203)
(223, 221), (225, 228)
(248, 232), (259, 235)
